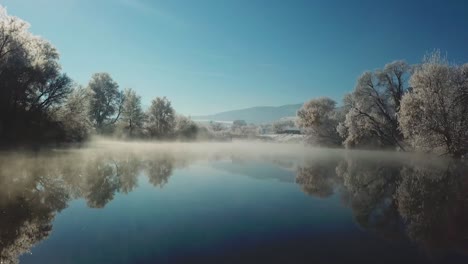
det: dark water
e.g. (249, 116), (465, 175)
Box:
(1, 142), (468, 264)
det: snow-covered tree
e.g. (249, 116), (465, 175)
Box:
(0, 6), (73, 142)
(54, 86), (93, 142)
(231, 119), (247, 134)
(340, 61), (411, 150)
(174, 115), (198, 140)
(87, 72), (124, 133)
(237, 124), (260, 137)
(272, 119), (295, 133)
(296, 97), (342, 146)
(117, 88), (145, 138)
(232, 120), (247, 127)
(146, 97), (175, 138)
(209, 121), (224, 132)
(399, 52), (468, 157)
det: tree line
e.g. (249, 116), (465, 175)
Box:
(297, 52), (468, 158)
(0, 7), (202, 145)
(82, 72), (201, 141)
(2, 6), (467, 157)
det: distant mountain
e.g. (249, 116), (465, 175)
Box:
(192, 103), (302, 124)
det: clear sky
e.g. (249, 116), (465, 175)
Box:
(3, 0), (468, 115)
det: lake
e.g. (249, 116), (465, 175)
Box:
(1, 141), (467, 264)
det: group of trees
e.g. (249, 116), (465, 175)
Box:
(207, 119), (262, 139)
(86, 72), (196, 140)
(231, 119), (261, 136)
(297, 52), (468, 158)
(272, 119), (295, 133)
(0, 7), (199, 145)
(399, 54), (468, 157)
(3, 5), (467, 155)
(0, 6), (74, 144)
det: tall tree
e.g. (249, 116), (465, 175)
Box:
(146, 97), (175, 138)
(399, 52), (468, 158)
(117, 88), (145, 138)
(340, 61), (411, 149)
(272, 119), (295, 133)
(0, 6), (73, 143)
(296, 97), (342, 146)
(174, 115), (198, 140)
(87, 72), (123, 132)
(54, 86), (93, 142)
(231, 120), (247, 133)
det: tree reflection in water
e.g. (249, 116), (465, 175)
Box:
(0, 148), (467, 263)
(296, 155), (468, 255)
(0, 154), (70, 264)
(295, 158), (341, 198)
(146, 153), (175, 188)
(396, 163), (468, 253)
(0, 150), (178, 264)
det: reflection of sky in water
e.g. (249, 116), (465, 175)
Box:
(0, 143), (465, 264)
(22, 164), (351, 263)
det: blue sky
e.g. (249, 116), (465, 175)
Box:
(3, 0), (468, 115)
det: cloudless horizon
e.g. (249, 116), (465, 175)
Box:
(3, 0), (468, 115)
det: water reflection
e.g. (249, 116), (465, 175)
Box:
(296, 155), (468, 256)
(147, 153), (175, 188)
(396, 163), (468, 253)
(295, 158), (341, 198)
(0, 154), (70, 264)
(0, 147), (467, 263)
(337, 158), (402, 239)
(0, 150), (181, 264)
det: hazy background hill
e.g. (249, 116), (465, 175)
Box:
(192, 104), (302, 124)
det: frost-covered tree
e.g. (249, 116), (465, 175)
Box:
(272, 119), (295, 133)
(146, 97), (175, 138)
(174, 115), (198, 140)
(340, 61), (411, 149)
(232, 120), (247, 127)
(0, 6), (73, 143)
(209, 121), (224, 132)
(54, 86), (93, 142)
(117, 88), (145, 138)
(237, 124), (260, 137)
(231, 119), (247, 133)
(231, 120), (259, 136)
(87, 72), (124, 133)
(296, 97), (342, 146)
(399, 52), (468, 158)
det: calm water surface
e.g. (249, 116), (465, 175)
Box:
(1, 142), (467, 264)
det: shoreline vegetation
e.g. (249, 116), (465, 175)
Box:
(296, 54), (468, 158)
(1, 7), (467, 158)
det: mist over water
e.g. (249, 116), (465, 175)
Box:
(1, 141), (467, 264)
